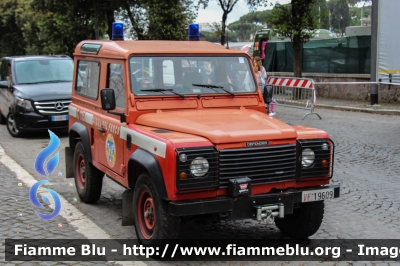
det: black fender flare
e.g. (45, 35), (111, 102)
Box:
(69, 122), (92, 163)
(128, 148), (168, 200)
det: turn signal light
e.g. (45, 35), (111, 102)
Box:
(179, 172), (187, 180)
(321, 160), (328, 167)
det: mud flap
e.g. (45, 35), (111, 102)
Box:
(64, 147), (74, 178)
(122, 189), (135, 226)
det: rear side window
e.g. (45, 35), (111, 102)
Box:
(76, 60), (100, 99)
(107, 63), (125, 109)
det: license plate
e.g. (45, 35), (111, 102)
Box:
(302, 188), (334, 202)
(51, 115), (68, 121)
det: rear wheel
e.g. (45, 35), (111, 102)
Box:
(275, 201), (324, 239)
(73, 141), (104, 203)
(133, 173), (180, 247)
(6, 112), (21, 137)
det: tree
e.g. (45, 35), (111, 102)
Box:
(0, 0), (27, 57)
(200, 0), (269, 45)
(267, 0), (325, 77)
(331, 0), (350, 36)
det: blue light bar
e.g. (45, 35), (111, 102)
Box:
(112, 22), (124, 41)
(188, 24), (200, 41)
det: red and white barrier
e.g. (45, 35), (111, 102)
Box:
(267, 77), (314, 89)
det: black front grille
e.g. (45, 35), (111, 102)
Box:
(298, 139), (334, 179)
(176, 147), (219, 191)
(218, 144), (297, 187)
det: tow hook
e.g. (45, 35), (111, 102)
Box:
(254, 203), (284, 224)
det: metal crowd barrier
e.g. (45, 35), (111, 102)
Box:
(266, 76), (322, 120)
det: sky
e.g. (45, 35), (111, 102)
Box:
(196, 0), (291, 25)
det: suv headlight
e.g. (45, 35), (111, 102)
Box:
(16, 97), (33, 111)
(301, 148), (315, 168)
(190, 157), (209, 177)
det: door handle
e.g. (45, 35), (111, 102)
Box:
(97, 127), (106, 133)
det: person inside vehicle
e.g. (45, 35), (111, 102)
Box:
(200, 61), (214, 84)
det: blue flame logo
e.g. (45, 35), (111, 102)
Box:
(30, 130), (62, 220)
(29, 180), (61, 220)
(35, 130), (60, 177)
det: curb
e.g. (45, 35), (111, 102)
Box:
(314, 104), (400, 116)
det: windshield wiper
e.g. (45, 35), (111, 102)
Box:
(140, 88), (185, 99)
(192, 84), (235, 97)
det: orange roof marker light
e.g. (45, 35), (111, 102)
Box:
(112, 22), (124, 41)
(188, 23), (200, 41)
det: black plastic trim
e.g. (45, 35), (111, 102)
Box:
(69, 122), (92, 162)
(169, 184), (340, 217)
(128, 148), (168, 199)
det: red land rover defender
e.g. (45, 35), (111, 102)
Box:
(65, 24), (339, 247)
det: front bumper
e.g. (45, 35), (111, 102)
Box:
(169, 184), (340, 219)
(15, 109), (68, 132)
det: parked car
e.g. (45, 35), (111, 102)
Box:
(0, 55), (73, 137)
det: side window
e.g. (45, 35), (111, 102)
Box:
(107, 63), (125, 109)
(0, 60), (9, 81)
(162, 60), (175, 86)
(76, 60), (99, 99)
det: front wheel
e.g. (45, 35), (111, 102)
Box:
(6, 112), (21, 137)
(133, 174), (180, 247)
(73, 141), (104, 203)
(275, 201), (324, 239)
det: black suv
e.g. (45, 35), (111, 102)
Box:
(0, 56), (73, 137)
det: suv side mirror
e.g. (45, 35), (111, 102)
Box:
(263, 85), (273, 104)
(101, 89), (116, 110)
(7, 76), (13, 88)
(100, 88), (126, 123)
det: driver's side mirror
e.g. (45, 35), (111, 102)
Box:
(6, 76), (12, 88)
(101, 88), (116, 110)
(263, 85), (273, 104)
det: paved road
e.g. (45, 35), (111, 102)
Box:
(1, 106), (400, 265)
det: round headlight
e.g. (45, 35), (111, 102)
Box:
(190, 157), (209, 177)
(302, 148), (315, 168)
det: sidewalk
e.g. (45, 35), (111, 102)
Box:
(0, 156), (117, 265)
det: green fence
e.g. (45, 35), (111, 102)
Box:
(264, 36), (371, 74)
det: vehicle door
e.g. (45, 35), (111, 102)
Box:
(96, 60), (127, 180)
(0, 59), (13, 117)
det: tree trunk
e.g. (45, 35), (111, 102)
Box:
(293, 33), (302, 78)
(220, 11), (228, 45)
(293, 33), (302, 100)
(106, 9), (114, 40)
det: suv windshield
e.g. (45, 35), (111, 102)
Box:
(130, 56), (257, 96)
(15, 59), (73, 84)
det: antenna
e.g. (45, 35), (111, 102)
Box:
(226, 30), (229, 49)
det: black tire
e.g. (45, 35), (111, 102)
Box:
(133, 173), (180, 247)
(6, 112), (22, 137)
(275, 201), (324, 239)
(73, 141), (104, 203)
(0, 112), (6, 124)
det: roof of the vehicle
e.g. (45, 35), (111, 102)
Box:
(74, 40), (250, 59)
(3, 55), (71, 61)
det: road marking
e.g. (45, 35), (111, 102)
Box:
(0, 145), (146, 266)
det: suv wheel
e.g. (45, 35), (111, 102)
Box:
(73, 141), (104, 203)
(133, 173), (180, 247)
(274, 201), (324, 239)
(6, 112), (21, 137)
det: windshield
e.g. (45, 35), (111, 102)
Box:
(129, 56), (257, 96)
(15, 59), (73, 84)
